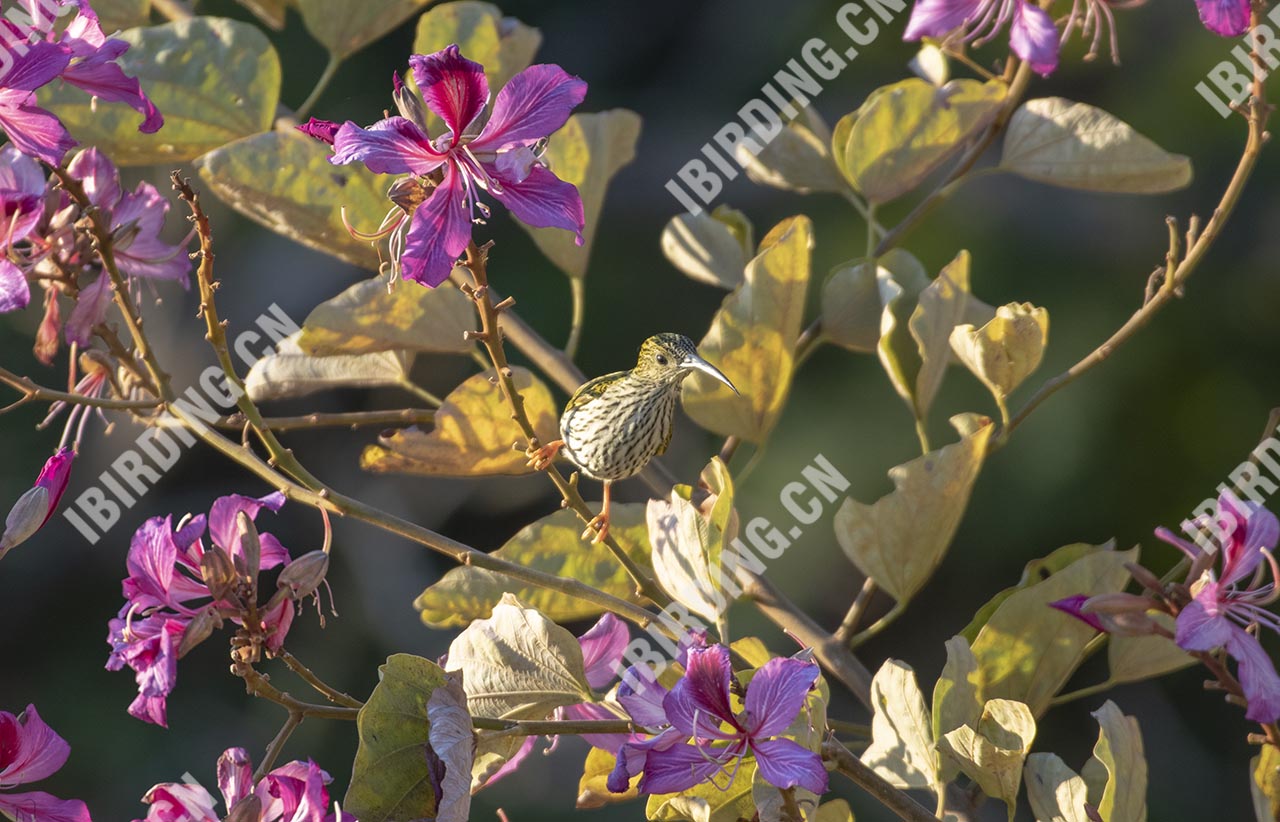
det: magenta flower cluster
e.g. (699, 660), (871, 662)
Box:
(0, 705), (90, 822)
(0, 0), (161, 165)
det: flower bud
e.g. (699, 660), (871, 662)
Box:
(236, 511), (261, 587)
(277, 550), (330, 601)
(33, 288), (61, 366)
(178, 606), (222, 658)
(1093, 610), (1164, 637)
(1079, 592), (1156, 616)
(0, 486), (50, 557)
(387, 176), (430, 214)
(392, 71), (428, 131)
(200, 545), (238, 602)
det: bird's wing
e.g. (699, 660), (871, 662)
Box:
(565, 371), (626, 412)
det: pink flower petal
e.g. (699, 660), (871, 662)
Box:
(1197, 0), (1252, 36)
(742, 657), (818, 739)
(578, 612), (629, 689)
(217, 747), (254, 808)
(64, 272), (112, 347)
(0, 95), (77, 166)
(398, 164), (472, 287)
(488, 164), (584, 242)
(0, 705), (71, 785)
(67, 147), (122, 210)
(331, 117), (444, 176)
(471, 63), (586, 153)
(409, 45), (489, 141)
(0, 258), (30, 313)
(0, 791), (91, 822)
(61, 58), (163, 133)
(663, 645), (737, 740)
(207, 492), (288, 569)
(1009, 1), (1059, 77)
(751, 737), (829, 794)
(1228, 629), (1280, 723)
(902, 0), (982, 41)
(637, 741), (735, 795)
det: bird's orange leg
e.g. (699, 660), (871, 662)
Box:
(583, 480), (612, 544)
(526, 438), (564, 471)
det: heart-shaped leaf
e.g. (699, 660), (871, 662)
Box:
(40, 18), (281, 165)
(299, 277), (474, 355)
(298, 0), (432, 58)
(940, 699), (1037, 820)
(861, 659), (939, 790)
(662, 205), (753, 290)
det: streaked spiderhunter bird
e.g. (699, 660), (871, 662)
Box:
(529, 333), (738, 543)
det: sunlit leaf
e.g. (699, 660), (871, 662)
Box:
(579, 747), (637, 809)
(520, 110), (642, 279)
(737, 107), (848, 194)
(647, 457), (736, 626)
(196, 130), (395, 270)
(361, 367), (559, 477)
(245, 333), (411, 401)
(298, 0), (431, 58)
(933, 635), (983, 781)
(814, 800), (855, 821)
(1025, 752), (1091, 822)
(40, 18), (280, 165)
(647, 759), (757, 822)
(415, 505), (652, 628)
(1000, 98), (1193, 194)
(902, 251), (971, 421)
(299, 277), (474, 355)
(910, 43), (949, 87)
(950, 302), (1049, 406)
(861, 659), (938, 790)
(413, 1), (542, 93)
(729, 636), (773, 670)
(345, 654), (450, 821)
(940, 699), (1036, 820)
(93, 0), (150, 31)
(682, 216), (812, 443)
(1083, 701), (1147, 822)
(960, 543), (1101, 643)
(835, 78), (1005, 203)
(969, 544), (1136, 716)
(662, 206), (753, 289)
(1106, 612), (1194, 686)
(444, 593), (591, 719)
(1252, 744), (1280, 822)
(834, 418), (993, 603)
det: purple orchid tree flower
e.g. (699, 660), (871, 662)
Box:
(0, 144), (48, 311)
(1196, 0), (1251, 36)
(0, 38), (76, 165)
(903, 0), (1060, 76)
(301, 44), (587, 288)
(23, 0), (163, 133)
(0, 705), (91, 822)
(1157, 495), (1280, 722)
(107, 492), (295, 727)
(611, 645), (827, 796)
(135, 747), (353, 822)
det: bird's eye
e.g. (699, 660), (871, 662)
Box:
(655, 354), (668, 366)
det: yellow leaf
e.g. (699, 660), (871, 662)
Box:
(579, 747), (637, 809)
(836, 78), (1006, 203)
(1025, 752), (1092, 822)
(950, 302), (1049, 404)
(1084, 701), (1148, 822)
(1106, 612), (1194, 686)
(414, 505), (652, 628)
(361, 367), (559, 476)
(682, 216), (812, 443)
(940, 699), (1036, 820)
(521, 110), (642, 279)
(1252, 744), (1280, 822)
(736, 107), (848, 195)
(299, 277), (475, 355)
(297, 0), (431, 58)
(834, 418), (993, 603)
(662, 206), (752, 289)
(861, 660), (939, 790)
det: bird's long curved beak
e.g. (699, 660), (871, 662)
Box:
(684, 355), (740, 396)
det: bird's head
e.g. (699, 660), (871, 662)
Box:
(633, 333), (739, 394)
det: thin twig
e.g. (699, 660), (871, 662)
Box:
(278, 650), (364, 709)
(0, 366), (159, 412)
(834, 577), (878, 645)
(823, 740), (942, 822)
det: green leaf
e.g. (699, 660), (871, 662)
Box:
(414, 505), (652, 628)
(444, 593), (592, 719)
(835, 78), (1006, 203)
(298, 0), (431, 58)
(738, 106), (848, 195)
(940, 699), (1036, 820)
(1106, 612), (1194, 686)
(902, 251), (971, 421)
(682, 216), (812, 443)
(196, 130), (395, 270)
(647, 759), (757, 822)
(1025, 752), (1092, 822)
(647, 457), (736, 626)
(579, 747), (638, 809)
(299, 277), (474, 356)
(244, 333), (411, 401)
(969, 544), (1136, 716)
(345, 654), (451, 821)
(861, 659), (938, 790)
(1085, 701), (1147, 822)
(1252, 744), (1280, 822)
(661, 206), (753, 290)
(834, 419), (993, 604)
(93, 0), (150, 31)
(41, 18), (280, 165)
(361, 367), (559, 477)
(520, 110), (642, 279)
(950, 302), (1050, 405)
(413, 1), (542, 93)
(1000, 98), (1193, 194)
(960, 543), (1101, 643)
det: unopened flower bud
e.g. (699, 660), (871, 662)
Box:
(1124, 562), (1166, 596)
(178, 606), (223, 658)
(0, 486), (50, 556)
(277, 550), (329, 600)
(200, 545), (238, 602)
(1079, 592), (1155, 616)
(236, 512), (261, 586)
(392, 71), (428, 131)
(1093, 610), (1163, 638)
(387, 176), (430, 214)
(33, 289), (61, 366)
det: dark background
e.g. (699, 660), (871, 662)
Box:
(2, 1), (1278, 819)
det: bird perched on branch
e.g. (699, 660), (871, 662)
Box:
(528, 333), (738, 543)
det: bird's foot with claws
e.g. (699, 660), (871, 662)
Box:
(582, 513), (610, 544)
(526, 439), (564, 471)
